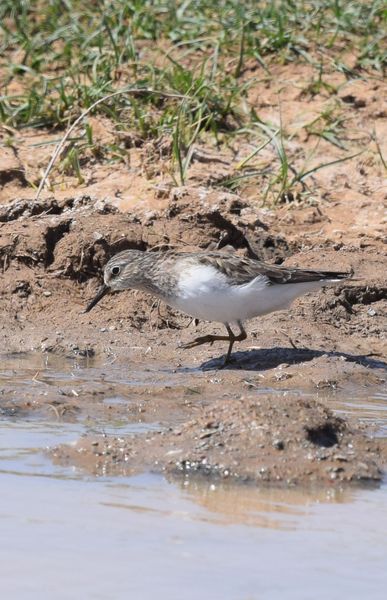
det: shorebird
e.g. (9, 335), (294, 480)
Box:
(85, 249), (351, 363)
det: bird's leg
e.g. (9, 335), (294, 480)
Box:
(181, 332), (233, 350)
(237, 321), (247, 341)
(224, 321), (247, 364)
(224, 324), (236, 364)
(181, 321), (247, 364)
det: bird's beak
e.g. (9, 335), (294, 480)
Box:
(83, 284), (110, 313)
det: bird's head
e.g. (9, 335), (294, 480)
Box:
(84, 250), (145, 312)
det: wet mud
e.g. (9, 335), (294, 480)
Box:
(51, 394), (384, 485)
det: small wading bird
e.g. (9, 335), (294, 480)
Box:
(85, 249), (352, 364)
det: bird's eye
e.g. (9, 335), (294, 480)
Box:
(111, 266), (120, 276)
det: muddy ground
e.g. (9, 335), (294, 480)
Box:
(1, 60), (386, 485)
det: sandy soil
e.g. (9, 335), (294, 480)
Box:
(1, 61), (386, 484)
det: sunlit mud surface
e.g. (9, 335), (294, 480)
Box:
(1, 353), (386, 599)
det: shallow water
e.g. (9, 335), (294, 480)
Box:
(1, 353), (387, 599)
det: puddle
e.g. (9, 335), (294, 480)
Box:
(0, 352), (387, 598)
(329, 393), (387, 437)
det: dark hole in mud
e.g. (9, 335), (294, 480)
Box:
(306, 424), (339, 448)
(108, 239), (147, 257)
(44, 220), (72, 266)
(0, 168), (28, 187)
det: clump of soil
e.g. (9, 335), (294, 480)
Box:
(51, 395), (383, 484)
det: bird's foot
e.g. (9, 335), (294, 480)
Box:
(181, 334), (231, 350)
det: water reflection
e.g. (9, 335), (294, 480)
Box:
(173, 478), (358, 529)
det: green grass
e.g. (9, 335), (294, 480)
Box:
(0, 0), (385, 193)
(1, 0), (385, 128)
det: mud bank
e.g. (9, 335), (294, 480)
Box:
(51, 394), (384, 484)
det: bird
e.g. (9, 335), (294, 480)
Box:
(84, 249), (352, 364)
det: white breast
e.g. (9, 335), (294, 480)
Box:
(171, 264), (265, 323)
(170, 263), (328, 324)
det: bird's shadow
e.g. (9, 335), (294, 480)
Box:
(199, 347), (387, 372)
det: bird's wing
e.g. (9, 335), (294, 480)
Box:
(196, 252), (351, 286)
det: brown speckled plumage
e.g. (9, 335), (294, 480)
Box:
(104, 249), (350, 294)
